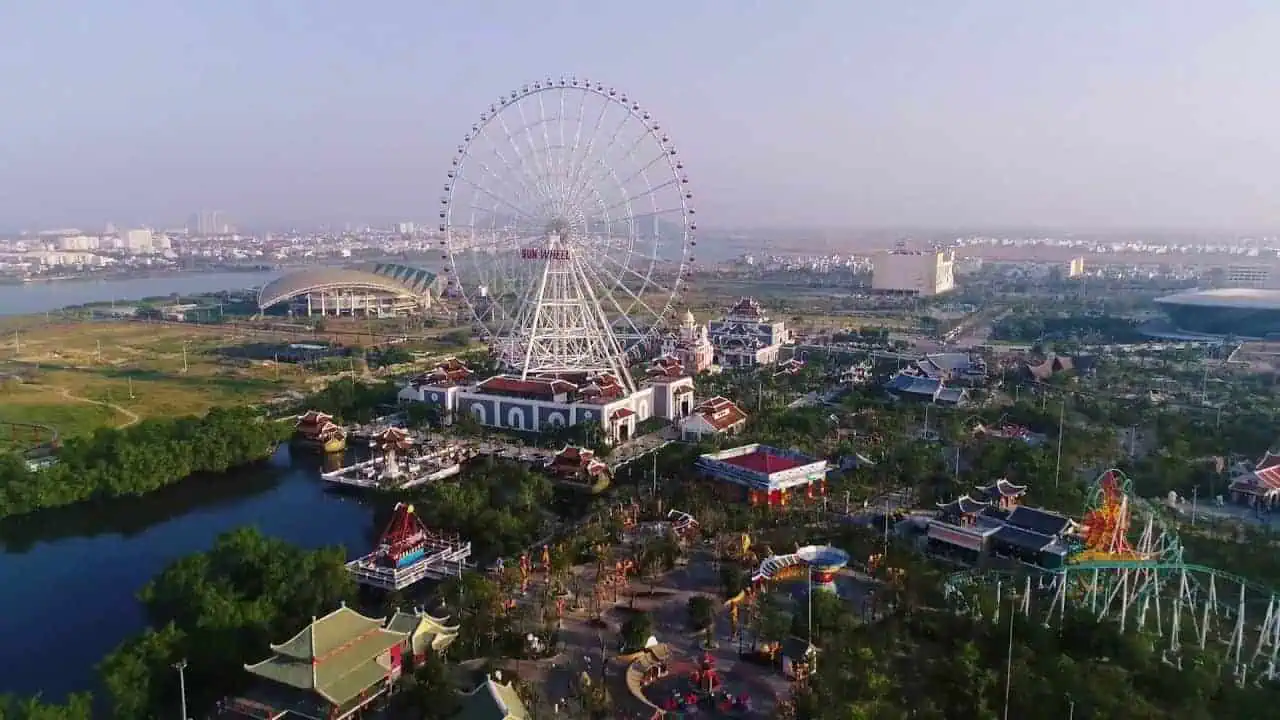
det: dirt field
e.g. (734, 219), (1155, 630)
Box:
(0, 321), (320, 437)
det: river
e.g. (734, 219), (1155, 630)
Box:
(0, 271), (387, 702)
(0, 271), (282, 317)
(0, 448), (377, 700)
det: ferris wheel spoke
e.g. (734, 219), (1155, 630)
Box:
(470, 123), (553, 214)
(565, 87), (609, 199)
(451, 160), (546, 221)
(534, 90), (561, 189)
(495, 109), (555, 203)
(513, 96), (557, 200)
(576, 255), (660, 334)
(459, 130), (548, 216)
(594, 178), (681, 220)
(567, 128), (659, 210)
(564, 102), (632, 215)
(594, 249), (673, 298)
(557, 88), (570, 182)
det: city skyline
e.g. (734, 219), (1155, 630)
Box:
(3, 2), (1279, 231)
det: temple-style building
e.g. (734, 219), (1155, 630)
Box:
(452, 675), (530, 720)
(926, 481), (1073, 569)
(707, 297), (789, 368)
(292, 410), (348, 454)
(661, 310), (715, 374)
(224, 605), (407, 720)
(1228, 451), (1280, 508)
(385, 608), (460, 665)
(543, 445), (611, 484)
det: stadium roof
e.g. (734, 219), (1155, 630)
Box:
(1154, 288), (1280, 310)
(258, 263), (437, 310)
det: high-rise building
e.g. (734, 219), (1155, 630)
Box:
(119, 229), (154, 252)
(1067, 257), (1086, 278)
(871, 250), (956, 296)
(190, 211), (230, 236)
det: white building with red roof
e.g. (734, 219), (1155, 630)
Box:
(679, 396), (748, 441)
(398, 362), (695, 445)
(695, 443), (828, 506)
(707, 297), (790, 368)
(1229, 451), (1280, 507)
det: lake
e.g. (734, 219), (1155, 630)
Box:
(0, 449), (377, 700)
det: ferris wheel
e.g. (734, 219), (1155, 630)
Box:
(439, 77), (695, 391)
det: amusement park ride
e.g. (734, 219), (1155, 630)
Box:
(946, 469), (1280, 684)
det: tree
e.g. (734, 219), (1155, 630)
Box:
(0, 693), (94, 720)
(687, 595), (715, 633)
(619, 612), (653, 653)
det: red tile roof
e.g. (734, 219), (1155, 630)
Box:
(691, 396), (747, 432)
(720, 449), (803, 475)
(297, 410), (333, 425)
(547, 446), (608, 476)
(478, 375), (576, 398)
(611, 408), (636, 420)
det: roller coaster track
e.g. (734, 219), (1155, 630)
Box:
(943, 469), (1280, 685)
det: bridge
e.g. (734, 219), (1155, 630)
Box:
(944, 468), (1280, 685)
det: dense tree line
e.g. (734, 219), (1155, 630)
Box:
(992, 312), (1144, 344)
(0, 407), (289, 519)
(98, 528), (355, 718)
(0, 693), (92, 720)
(792, 606), (1279, 719)
(406, 458), (554, 565)
(294, 379), (399, 424)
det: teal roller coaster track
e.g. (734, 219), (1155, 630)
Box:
(943, 469), (1280, 685)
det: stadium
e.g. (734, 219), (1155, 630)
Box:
(1154, 288), (1280, 339)
(257, 263), (442, 317)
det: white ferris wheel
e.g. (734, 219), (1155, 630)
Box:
(439, 76), (696, 393)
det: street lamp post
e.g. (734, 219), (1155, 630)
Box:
(174, 659), (189, 720)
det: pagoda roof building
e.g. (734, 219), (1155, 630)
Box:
(1228, 451), (1280, 505)
(936, 494), (991, 517)
(974, 479), (1027, 502)
(386, 607), (460, 661)
(452, 676), (530, 720)
(544, 445), (610, 479)
(233, 605), (407, 719)
(726, 297), (767, 321)
(372, 427), (412, 451)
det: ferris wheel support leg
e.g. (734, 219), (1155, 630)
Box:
(519, 256), (556, 380)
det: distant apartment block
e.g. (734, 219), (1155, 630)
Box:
(871, 249), (956, 296)
(1225, 265), (1277, 290)
(1067, 257), (1086, 278)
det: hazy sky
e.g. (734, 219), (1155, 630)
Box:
(2, 1), (1279, 231)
